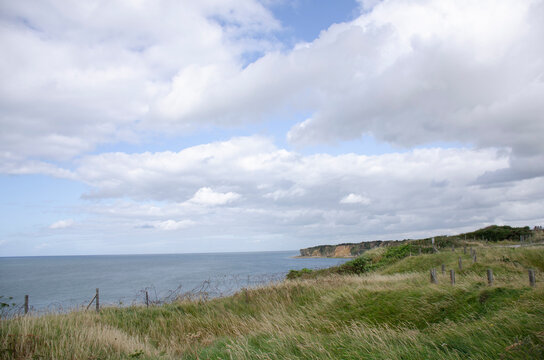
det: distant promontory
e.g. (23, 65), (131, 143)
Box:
(299, 239), (406, 258)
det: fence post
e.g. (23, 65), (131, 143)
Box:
(145, 291), (149, 308)
(473, 253), (477, 263)
(529, 269), (536, 287)
(419, 247), (422, 255)
(441, 264), (445, 275)
(450, 269), (455, 285)
(458, 257), (463, 270)
(24, 295), (29, 315)
(487, 269), (494, 286)
(463, 245), (467, 254)
(430, 269), (437, 284)
(96, 288), (100, 312)
(452, 244), (455, 252)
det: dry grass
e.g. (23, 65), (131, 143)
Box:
(1, 246), (543, 359)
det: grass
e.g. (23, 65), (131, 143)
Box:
(1, 246), (543, 359)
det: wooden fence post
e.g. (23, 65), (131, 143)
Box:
(458, 257), (463, 270)
(441, 264), (445, 275)
(463, 245), (467, 254)
(452, 244), (455, 252)
(487, 269), (493, 286)
(529, 269), (536, 287)
(96, 288), (100, 312)
(24, 295), (29, 315)
(473, 253), (477, 263)
(145, 291), (149, 308)
(430, 269), (437, 284)
(450, 270), (455, 285)
(419, 247), (422, 255)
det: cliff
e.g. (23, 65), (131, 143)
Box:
(299, 239), (406, 257)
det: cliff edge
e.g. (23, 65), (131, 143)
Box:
(299, 239), (406, 257)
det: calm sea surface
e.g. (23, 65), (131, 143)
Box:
(0, 251), (347, 312)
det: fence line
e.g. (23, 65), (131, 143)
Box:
(2, 272), (293, 317)
(5, 253), (540, 317)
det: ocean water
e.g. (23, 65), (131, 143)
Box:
(0, 251), (347, 312)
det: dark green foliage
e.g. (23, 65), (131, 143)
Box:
(338, 256), (373, 274)
(381, 244), (413, 261)
(468, 225), (532, 242)
(288, 245), (417, 279)
(337, 244), (415, 275)
(286, 268), (313, 279)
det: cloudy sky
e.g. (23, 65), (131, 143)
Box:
(1, 0), (543, 256)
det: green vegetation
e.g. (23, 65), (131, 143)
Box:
(467, 225), (532, 242)
(2, 243), (544, 359)
(299, 239), (402, 257)
(288, 244), (417, 278)
(299, 225), (541, 259)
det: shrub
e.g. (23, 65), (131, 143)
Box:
(286, 268), (313, 279)
(471, 225), (531, 242)
(338, 256), (373, 274)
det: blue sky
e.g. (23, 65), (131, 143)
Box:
(1, 0), (544, 256)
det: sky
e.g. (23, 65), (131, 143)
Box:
(1, 0), (544, 256)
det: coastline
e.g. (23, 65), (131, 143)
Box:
(293, 255), (355, 259)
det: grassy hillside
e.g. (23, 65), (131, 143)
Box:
(1, 245), (543, 359)
(298, 225), (541, 258)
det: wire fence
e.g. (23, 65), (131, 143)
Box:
(1, 271), (291, 318)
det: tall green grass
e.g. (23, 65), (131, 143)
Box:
(2, 246), (543, 359)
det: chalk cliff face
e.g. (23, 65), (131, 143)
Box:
(299, 240), (404, 257)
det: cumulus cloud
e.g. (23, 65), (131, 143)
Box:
(0, 0), (279, 162)
(151, 0), (544, 180)
(3, 0), (542, 182)
(188, 187), (241, 206)
(340, 193), (371, 205)
(153, 219), (196, 231)
(49, 219), (74, 229)
(2, 1), (543, 254)
(64, 136), (544, 242)
(0, 153), (75, 178)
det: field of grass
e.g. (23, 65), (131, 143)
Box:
(1, 245), (543, 359)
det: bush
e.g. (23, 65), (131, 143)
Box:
(286, 268), (313, 279)
(381, 244), (412, 261)
(338, 256), (373, 274)
(471, 225), (531, 242)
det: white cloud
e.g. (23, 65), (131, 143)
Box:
(2, 1), (544, 255)
(188, 187), (241, 206)
(264, 186), (306, 201)
(3, 0), (542, 183)
(3, 135), (543, 255)
(0, 153), (75, 178)
(147, 0), (544, 181)
(153, 219), (195, 231)
(49, 219), (74, 229)
(340, 193), (371, 205)
(63, 136), (544, 240)
(0, 0), (279, 162)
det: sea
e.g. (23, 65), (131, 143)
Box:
(0, 251), (347, 313)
